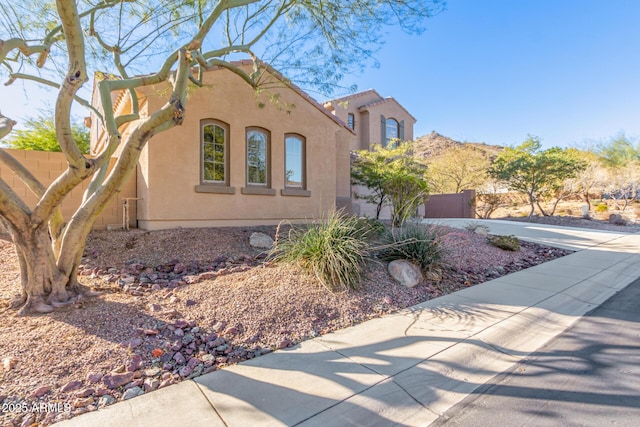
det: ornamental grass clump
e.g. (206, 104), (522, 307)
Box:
(270, 211), (370, 292)
(377, 224), (446, 271)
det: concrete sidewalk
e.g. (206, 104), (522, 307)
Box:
(56, 220), (640, 427)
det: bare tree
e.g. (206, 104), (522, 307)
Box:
(0, 0), (444, 314)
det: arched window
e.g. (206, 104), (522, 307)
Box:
(201, 120), (228, 184)
(246, 128), (270, 187)
(385, 118), (399, 146)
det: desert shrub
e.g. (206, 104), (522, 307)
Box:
(487, 235), (520, 251)
(270, 211), (370, 292)
(595, 203), (608, 213)
(354, 217), (387, 238)
(377, 224), (446, 271)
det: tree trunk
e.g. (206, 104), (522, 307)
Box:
(528, 193), (536, 217)
(9, 225), (89, 315)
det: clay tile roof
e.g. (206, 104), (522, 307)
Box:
(324, 89), (383, 106)
(358, 97), (416, 121)
(207, 60), (354, 135)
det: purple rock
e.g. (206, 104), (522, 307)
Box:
(120, 338), (143, 349)
(86, 373), (103, 384)
(178, 366), (193, 377)
(173, 352), (186, 365)
(75, 388), (95, 398)
(126, 355), (143, 372)
(30, 386), (51, 398)
(185, 299), (196, 307)
(187, 357), (201, 369)
(174, 319), (188, 328)
(60, 380), (83, 393)
(103, 372), (135, 389)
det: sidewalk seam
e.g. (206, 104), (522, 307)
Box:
(192, 380), (229, 427)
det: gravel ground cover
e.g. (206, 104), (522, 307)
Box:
(0, 223), (573, 426)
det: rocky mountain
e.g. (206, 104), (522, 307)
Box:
(413, 131), (503, 160)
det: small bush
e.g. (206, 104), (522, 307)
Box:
(270, 211), (369, 292)
(377, 224), (446, 271)
(595, 203), (608, 213)
(487, 235), (520, 251)
(354, 217), (387, 238)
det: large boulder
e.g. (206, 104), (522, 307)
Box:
(249, 232), (274, 249)
(388, 259), (423, 288)
(609, 213), (626, 225)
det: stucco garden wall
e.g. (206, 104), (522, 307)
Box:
(0, 149), (137, 229)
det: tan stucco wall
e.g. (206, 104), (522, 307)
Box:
(364, 102), (416, 147)
(134, 66), (345, 230)
(0, 149), (136, 229)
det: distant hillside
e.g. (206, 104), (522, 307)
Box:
(413, 131), (503, 160)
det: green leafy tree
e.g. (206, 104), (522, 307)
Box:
(488, 136), (587, 217)
(597, 133), (640, 168)
(351, 141), (429, 226)
(426, 144), (490, 194)
(0, 0), (445, 314)
(4, 115), (90, 154)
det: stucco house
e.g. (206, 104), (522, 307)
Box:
(90, 63), (415, 229)
(324, 90), (417, 218)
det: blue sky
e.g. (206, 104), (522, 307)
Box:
(2, 0), (639, 150)
(336, 0), (640, 148)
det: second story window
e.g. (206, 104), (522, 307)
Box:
(347, 113), (355, 130)
(246, 128), (269, 186)
(385, 118), (399, 146)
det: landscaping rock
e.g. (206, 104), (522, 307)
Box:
(75, 388), (95, 398)
(103, 372), (134, 389)
(609, 213), (626, 225)
(120, 338), (143, 349)
(126, 355), (143, 372)
(60, 380), (83, 393)
(144, 367), (162, 377)
(97, 395), (116, 407)
(86, 373), (103, 384)
(249, 232), (274, 249)
(30, 386), (51, 398)
(143, 378), (160, 392)
(388, 259), (423, 288)
(122, 386), (143, 400)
